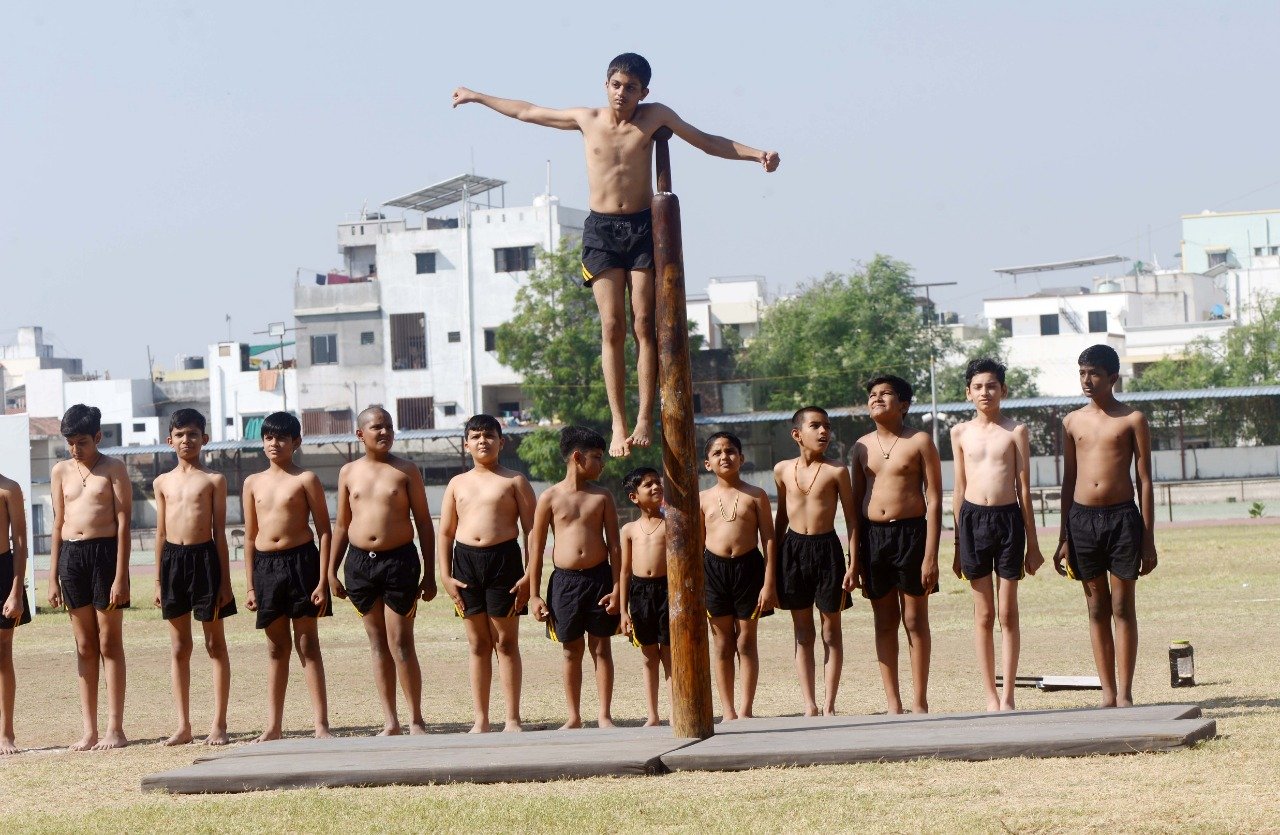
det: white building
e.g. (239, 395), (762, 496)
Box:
(207, 341), (297, 442)
(0, 326), (83, 390)
(686, 276), (767, 349)
(22, 369), (159, 447)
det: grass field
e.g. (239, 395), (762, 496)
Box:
(2, 523), (1278, 833)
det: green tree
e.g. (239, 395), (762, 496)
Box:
(738, 255), (947, 410)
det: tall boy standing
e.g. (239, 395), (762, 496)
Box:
(950, 359), (1044, 711)
(701, 432), (777, 721)
(617, 466), (671, 727)
(1054, 345), (1157, 708)
(242, 411), (333, 741)
(153, 409), (237, 746)
(0, 471), (31, 754)
(847, 376), (942, 715)
(528, 427), (621, 730)
(329, 406), (437, 735)
(773, 406), (856, 717)
(48, 404), (131, 750)
(438, 414), (537, 733)
(453, 53), (779, 457)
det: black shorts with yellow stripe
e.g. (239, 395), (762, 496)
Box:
(161, 541), (237, 622)
(58, 537), (129, 612)
(704, 548), (774, 620)
(451, 539), (527, 618)
(580, 209), (654, 286)
(344, 542), (421, 618)
(546, 560), (620, 644)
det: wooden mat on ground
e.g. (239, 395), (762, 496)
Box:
(143, 704), (1214, 794)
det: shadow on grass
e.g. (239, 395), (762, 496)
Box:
(1197, 694), (1280, 719)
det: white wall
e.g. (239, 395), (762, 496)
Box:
(0, 414), (34, 602)
(208, 342), (297, 442)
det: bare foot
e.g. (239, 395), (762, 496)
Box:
(986, 698), (1002, 712)
(0, 736), (19, 755)
(718, 713), (738, 723)
(254, 729), (283, 744)
(503, 721), (523, 732)
(609, 426), (631, 458)
(597, 716), (616, 729)
(377, 724), (403, 737)
(1116, 697), (1134, 708)
(822, 706), (838, 717)
(911, 702), (929, 715)
(93, 730), (128, 750)
(626, 421), (653, 450)
(643, 717), (660, 727)
(314, 725), (334, 739)
(409, 721), (429, 735)
(205, 728), (230, 746)
(70, 732), (99, 752)
(803, 706), (821, 718)
(886, 705), (905, 715)
(468, 720), (489, 734)
(559, 718), (583, 730)
(739, 709), (755, 719)
(999, 700), (1016, 712)
(163, 729), (192, 747)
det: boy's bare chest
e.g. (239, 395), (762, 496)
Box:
(457, 481), (513, 515)
(552, 494), (604, 527)
(584, 122), (651, 162)
(164, 475), (212, 506)
(64, 471), (113, 504)
(349, 471), (408, 502)
(1072, 419), (1132, 454)
(963, 432), (1015, 466)
(255, 479), (306, 513)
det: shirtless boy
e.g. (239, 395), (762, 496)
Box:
(701, 432), (777, 721)
(0, 471), (31, 754)
(950, 359), (1044, 711)
(48, 404), (131, 750)
(774, 406), (856, 716)
(617, 466), (671, 727)
(154, 409), (236, 746)
(454, 53), (779, 457)
(242, 411), (333, 741)
(438, 414), (536, 733)
(1053, 344), (1157, 708)
(329, 406), (437, 735)
(847, 376), (942, 714)
(528, 426), (621, 729)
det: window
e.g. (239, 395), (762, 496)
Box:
(443, 404), (457, 417)
(447, 331), (461, 343)
(390, 313), (427, 370)
(415, 252), (436, 274)
(1039, 314), (1060, 336)
(1088, 310), (1107, 333)
(311, 334), (338, 365)
(1271, 246), (1280, 256)
(1207, 251), (1229, 268)
(1256, 247), (1265, 256)
(397, 396), (434, 430)
(360, 331), (375, 345)
(993, 317), (1012, 336)
(484, 328), (497, 352)
(132, 422), (145, 432)
(497, 401), (520, 417)
(302, 408), (352, 436)
(494, 245), (535, 272)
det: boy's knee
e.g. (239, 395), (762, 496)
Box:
(975, 609), (996, 631)
(493, 633), (519, 657)
(902, 610), (929, 634)
(631, 310), (654, 341)
(268, 637), (292, 661)
(998, 610), (1018, 632)
(601, 315), (627, 346)
(204, 632), (227, 656)
(468, 634), (494, 658)
(293, 631), (320, 659)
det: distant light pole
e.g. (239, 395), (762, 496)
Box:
(254, 322), (296, 414)
(909, 281), (956, 448)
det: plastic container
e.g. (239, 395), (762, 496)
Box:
(1169, 640), (1195, 687)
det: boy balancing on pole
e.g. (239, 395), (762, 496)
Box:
(1054, 344), (1157, 708)
(453, 52), (779, 457)
(950, 359), (1043, 711)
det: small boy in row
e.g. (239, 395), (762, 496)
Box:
(0, 470), (30, 755)
(618, 466), (671, 727)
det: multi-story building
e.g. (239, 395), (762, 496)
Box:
(0, 326), (83, 391)
(1181, 208), (1280, 273)
(686, 275), (767, 350)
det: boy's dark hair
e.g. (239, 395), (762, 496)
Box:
(61, 404), (101, 438)
(964, 358), (1007, 386)
(559, 425), (606, 460)
(792, 406), (829, 427)
(261, 411), (301, 440)
(607, 52), (652, 87)
(623, 466), (660, 495)
(464, 414), (503, 437)
(703, 431), (743, 457)
(169, 408), (207, 434)
(1078, 344), (1121, 375)
(865, 374), (914, 404)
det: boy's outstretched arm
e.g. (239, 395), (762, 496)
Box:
(655, 105), (780, 171)
(452, 87), (588, 131)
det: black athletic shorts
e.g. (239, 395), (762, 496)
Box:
(777, 530), (852, 613)
(0, 551), (31, 629)
(1067, 501), (1143, 582)
(161, 541), (237, 622)
(627, 574), (670, 647)
(704, 548), (773, 620)
(452, 539), (527, 618)
(546, 560), (620, 643)
(958, 502), (1026, 582)
(252, 541), (331, 628)
(859, 517), (938, 600)
(343, 542), (422, 618)
(58, 537), (128, 611)
(580, 209), (654, 286)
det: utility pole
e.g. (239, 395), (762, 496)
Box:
(254, 322), (297, 414)
(909, 281), (957, 448)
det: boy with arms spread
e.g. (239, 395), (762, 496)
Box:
(617, 466), (671, 727)
(950, 359), (1044, 711)
(1053, 345), (1157, 708)
(153, 408), (236, 746)
(701, 432), (777, 721)
(48, 404), (131, 750)
(528, 427), (621, 730)
(453, 53), (779, 458)
(847, 376), (942, 714)
(773, 406), (856, 717)
(242, 411), (333, 741)
(329, 406), (437, 735)
(438, 414), (536, 733)
(0, 471), (30, 754)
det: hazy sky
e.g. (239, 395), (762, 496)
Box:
(4, 1), (1278, 379)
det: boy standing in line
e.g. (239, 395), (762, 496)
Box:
(453, 53), (779, 457)
(1054, 345), (1157, 708)
(617, 465), (671, 727)
(528, 427), (621, 729)
(847, 376), (942, 714)
(700, 432), (777, 721)
(773, 406), (856, 717)
(49, 404), (131, 750)
(153, 409), (237, 746)
(329, 406), (437, 735)
(242, 411), (333, 741)
(0, 471), (31, 754)
(950, 359), (1044, 711)
(438, 414), (537, 733)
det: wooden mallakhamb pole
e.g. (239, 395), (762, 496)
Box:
(651, 127), (714, 739)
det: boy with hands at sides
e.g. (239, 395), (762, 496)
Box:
(618, 466), (671, 727)
(241, 411), (333, 741)
(438, 415), (537, 733)
(0, 469), (31, 754)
